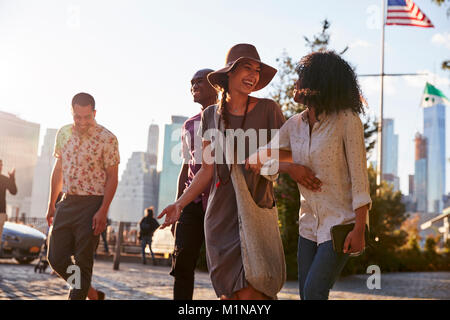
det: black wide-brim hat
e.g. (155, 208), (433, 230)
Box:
(207, 43), (277, 92)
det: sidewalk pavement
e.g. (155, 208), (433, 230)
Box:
(0, 259), (448, 300)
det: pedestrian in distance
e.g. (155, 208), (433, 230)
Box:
(139, 206), (160, 265)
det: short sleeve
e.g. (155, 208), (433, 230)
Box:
(53, 130), (62, 159)
(103, 135), (120, 169)
(53, 125), (72, 159)
(181, 124), (191, 161)
(342, 111), (372, 211)
(198, 105), (215, 142)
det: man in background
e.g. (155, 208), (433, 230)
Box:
(0, 159), (17, 245)
(139, 206), (159, 265)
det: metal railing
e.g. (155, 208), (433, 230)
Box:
(10, 217), (172, 256)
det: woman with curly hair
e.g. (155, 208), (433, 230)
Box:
(247, 50), (372, 300)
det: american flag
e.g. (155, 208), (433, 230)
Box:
(386, 0), (434, 28)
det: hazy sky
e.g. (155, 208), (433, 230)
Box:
(0, 0), (449, 195)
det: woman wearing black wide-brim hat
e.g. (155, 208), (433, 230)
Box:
(159, 43), (287, 299)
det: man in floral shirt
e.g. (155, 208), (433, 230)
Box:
(46, 92), (119, 300)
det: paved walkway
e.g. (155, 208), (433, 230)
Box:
(0, 259), (448, 300)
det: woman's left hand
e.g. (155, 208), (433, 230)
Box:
(245, 153), (263, 174)
(245, 149), (271, 174)
(343, 227), (365, 255)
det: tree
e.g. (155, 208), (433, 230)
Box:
(400, 213), (422, 251)
(304, 19), (348, 55)
(269, 51), (304, 280)
(343, 166), (409, 275)
(271, 51), (301, 119)
(431, 0), (450, 17)
(366, 166), (408, 251)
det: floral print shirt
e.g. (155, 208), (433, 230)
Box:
(53, 121), (120, 195)
(278, 109), (372, 244)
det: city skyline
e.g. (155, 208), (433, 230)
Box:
(0, 0), (449, 197)
(0, 100), (448, 221)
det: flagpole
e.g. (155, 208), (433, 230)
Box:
(376, 0), (386, 188)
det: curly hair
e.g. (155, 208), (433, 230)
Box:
(295, 50), (365, 117)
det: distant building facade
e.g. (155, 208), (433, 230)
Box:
(423, 103), (446, 213)
(382, 118), (399, 176)
(0, 111), (40, 218)
(29, 128), (57, 218)
(109, 152), (160, 223)
(414, 133), (428, 213)
(157, 116), (188, 219)
(147, 123), (159, 169)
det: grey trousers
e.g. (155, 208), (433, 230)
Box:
(47, 195), (103, 300)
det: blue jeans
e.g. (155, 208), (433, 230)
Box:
(297, 236), (349, 300)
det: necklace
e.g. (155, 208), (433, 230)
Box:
(227, 98), (249, 114)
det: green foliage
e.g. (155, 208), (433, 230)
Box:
(273, 173), (300, 280)
(342, 166), (409, 274)
(425, 236), (438, 254)
(431, 0), (450, 17)
(270, 50), (302, 119)
(304, 19), (348, 55)
(445, 239), (450, 254)
(363, 116), (378, 158)
(367, 166), (408, 251)
(343, 166), (450, 274)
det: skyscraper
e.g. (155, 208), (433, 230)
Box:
(382, 118), (399, 177)
(147, 123), (159, 169)
(109, 152), (160, 223)
(30, 128), (57, 218)
(414, 133), (427, 213)
(109, 123), (161, 223)
(422, 83), (447, 213)
(157, 115), (188, 218)
(408, 174), (414, 196)
(382, 118), (399, 191)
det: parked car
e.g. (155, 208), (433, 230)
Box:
(0, 222), (46, 264)
(151, 227), (174, 259)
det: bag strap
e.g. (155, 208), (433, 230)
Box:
(213, 105), (232, 171)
